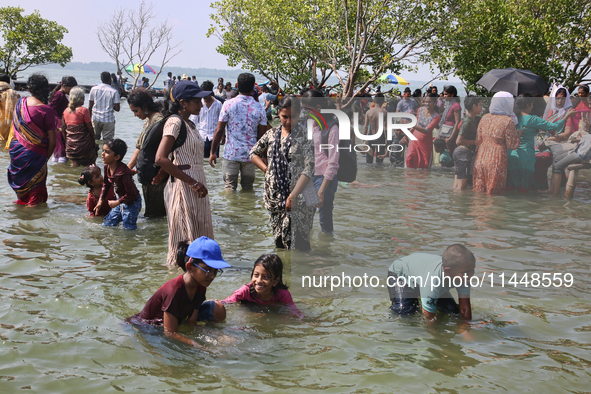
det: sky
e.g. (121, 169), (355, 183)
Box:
(15, 0), (456, 82)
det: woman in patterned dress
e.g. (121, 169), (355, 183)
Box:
(250, 96), (316, 250)
(402, 93), (441, 169)
(472, 92), (522, 194)
(155, 81), (214, 266)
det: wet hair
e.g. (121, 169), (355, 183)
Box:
(101, 71), (111, 84)
(579, 85), (590, 94)
(68, 87), (86, 111)
(277, 94), (300, 114)
(237, 73), (255, 94)
(442, 244), (475, 271)
(28, 74), (51, 104)
(374, 92), (385, 106)
(0, 73), (10, 83)
(127, 88), (162, 113)
(78, 165), (99, 188)
(464, 96), (482, 112)
(443, 85), (458, 97)
(49, 76), (77, 102)
(433, 138), (447, 152)
(103, 138), (127, 161)
(200, 80), (214, 92)
(555, 88), (567, 97)
(176, 241), (191, 272)
(251, 254), (288, 292)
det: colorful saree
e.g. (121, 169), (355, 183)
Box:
(7, 98), (59, 205)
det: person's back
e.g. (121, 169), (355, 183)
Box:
(211, 73), (267, 190)
(89, 72), (121, 140)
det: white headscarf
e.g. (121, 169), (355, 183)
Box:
(489, 91), (518, 124)
(543, 84), (572, 120)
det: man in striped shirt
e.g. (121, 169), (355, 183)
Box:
(190, 81), (222, 159)
(88, 72), (121, 141)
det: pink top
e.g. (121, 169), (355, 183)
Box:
(444, 102), (461, 126)
(63, 107), (91, 126)
(312, 123), (340, 180)
(222, 283), (303, 318)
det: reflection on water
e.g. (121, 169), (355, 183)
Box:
(1, 70), (591, 391)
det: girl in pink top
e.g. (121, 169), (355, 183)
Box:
(223, 254), (303, 318)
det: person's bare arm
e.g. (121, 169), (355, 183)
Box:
(422, 308), (437, 323)
(128, 148), (140, 169)
(286, 175), (312, 211)
(88, 100), (94, 117)
(258, 124), (267, 139)
(113, 103), (120, 112)
(251, 154), (267, 172)
(46, 129), (57, 160)
(155, 135), (208, 196)
(446, 110), (462, 142)
(459, 296), (472, 320)
(209, 121), (226, 167)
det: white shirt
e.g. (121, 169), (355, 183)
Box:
(189, 98), (222, 142)
(89, 83), (120, 123)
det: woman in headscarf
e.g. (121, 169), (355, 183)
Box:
(250, 95), (315, 250)
(532, 86), (574, 190)
(507, 94), (576, 193)
(7, 74), (60, 205)
(472, 92), (522, 194)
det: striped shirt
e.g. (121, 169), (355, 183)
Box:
(89, 83), (120, 123)
(191, 98), (222, 142)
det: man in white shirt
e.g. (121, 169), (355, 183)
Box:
(163, 72), (173, 94)
(88, 71), (121, 140)
(189, 81), (222, 159)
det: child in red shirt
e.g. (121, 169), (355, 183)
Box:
(78, 165), (114, 217)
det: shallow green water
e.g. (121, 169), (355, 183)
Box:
(1, 69), (591, 393)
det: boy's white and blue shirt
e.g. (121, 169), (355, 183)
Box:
(388, 253), (471, 313)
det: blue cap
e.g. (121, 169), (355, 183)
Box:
(170, 81), (212, 102)
(186, 236), (231, 269)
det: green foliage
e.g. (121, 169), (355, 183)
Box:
(0, 6), (72, 76)
(429, 0), (591, 92)
(210, 0), (449, 96)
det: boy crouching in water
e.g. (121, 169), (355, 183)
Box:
(387, 244), (475, 321)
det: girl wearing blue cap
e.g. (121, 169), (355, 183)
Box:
(130, 237), (230, 347)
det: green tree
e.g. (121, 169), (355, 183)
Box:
(0, 7), (72, 76)
(210, 0), (452, 96)
(429, 0), (591, 93)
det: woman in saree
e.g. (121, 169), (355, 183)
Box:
(532, 86), (573, 190)
(49, 76), (77, 163)
(7, 74), (59, 206)
(63, 86), (97, 167)
(401, 93), (441, 169)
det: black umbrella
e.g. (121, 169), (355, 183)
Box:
(476, 68), (550, 96)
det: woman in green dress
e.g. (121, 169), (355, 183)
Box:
(507, 95), (576, 193)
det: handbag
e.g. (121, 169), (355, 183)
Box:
(438, 124), (454, 139)
(301, 181), (320, 207)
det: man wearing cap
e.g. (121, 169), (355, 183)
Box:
(132, 236), (230, 345)
(209, 73), (268, 190)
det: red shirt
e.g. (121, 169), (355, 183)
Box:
(99, 162), (140, 205)
(87, 188), (115, 216)
(139, 275), (206, 325)
(222, 283), (303, 318)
